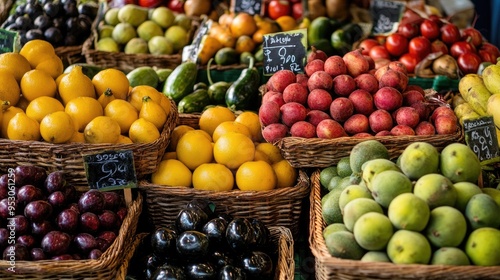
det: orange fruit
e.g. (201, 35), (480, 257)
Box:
(213, 132), (255, 169)
(199, 106), (236, 137)
(0, 52), (31, 82)
(192, 163), (234, 191)
(236, 160), (277, 191)
(20, 69), (57, 102)
(235, 111), (263, 142)
(230, 12), (257, 38)
(212, 121), (252, 143)
(0, 69), (21, 106)
(92, 68), (130, 99)
(151, 159), (192, 186)
(276, 15), (297, 32)
(235, 35), (256, 54)
(176, 130), (213, 170)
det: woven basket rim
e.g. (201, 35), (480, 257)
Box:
(308, 170), (500, 279)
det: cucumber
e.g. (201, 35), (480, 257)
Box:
(214, 47), (239, 66)
(177, 89), (211, 113)
(127, 66), (160, 88)
(162, 61), (198, 103)
(63, 63), (104, 79)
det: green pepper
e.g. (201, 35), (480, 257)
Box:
(225, 56), (260, 111)
(207, 58), (231, 105)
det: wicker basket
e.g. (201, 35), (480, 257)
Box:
(55, 45), (86, 68)
(309, 170), (500, 280)
(178, 112), (202, 128)
(139, 169), (310, 238)
(0, 192), (142, 279)
(118, 226), (295, 280)
(0, 99), (178, 186)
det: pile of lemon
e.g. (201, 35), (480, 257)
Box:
(150, 106), (297, 191)
(0, 39), (171, 144)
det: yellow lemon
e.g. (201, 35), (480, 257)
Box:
(176, 129), (214, 170)
(19, 39), (55, 68)
(254, 142), (283, 164)
(0, 52), (31, 82)
(16, 95), (30, 112)
(1, 107), (23, 138)
(127, 85), (163, 111)
(139, 96), (167, 130)
(7, 112), (41, 141)
(272, 159), (298, 188)
(104, 99), (139, 134)
(213, 132), (255, 169)
(84, 116), (121, 144)
(35, 54), (64, 79)
(253, 148), (272, 164)
(97, 88), (116, 109)
(212, 121), (252, 143)
(0, 69), (21, 106)
(65, 97), (104, 132)
(58, 66), (96, 105)
(199, 106), (235, 137)
(151, 159), (192, 186)
(162, 151), (177, 160)
(236, 160), (277, 191)
(26, 96), (65, 123)
(69, 131), (85, 143)
(55, 73), (68, 87)
(167, 125), (195, 152)
(117, 134), (134, 143)
(128, 118), (160, 143)
(235, 111), (263, 142)
(159, 95), (172, 116)
(20, 69), (57, 102)
(39, 111), (75, 143)
(92, 68), (130, 99)
(192, 163), (234, 191)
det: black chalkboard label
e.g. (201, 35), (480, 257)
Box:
(83, 150), (137, 191)
(231, 0), (263, 15)
(262, 29), (307, 76)
(370, 0), (406, 35)
(464, 116), (500, 162)
(0, 29), (19, 54)
(182, 18), (212, 63)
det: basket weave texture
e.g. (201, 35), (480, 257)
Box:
(0, 99), (178, 186)
(0, 192), (142, 279)
(308, 170), (500, 280)
(118, 226), (295, 280)
(139, 170), (310, 238)
(55, 45), (86, 67)
(178, 113), (202, 128)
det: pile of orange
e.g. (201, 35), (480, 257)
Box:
(0, 40), (171, 144)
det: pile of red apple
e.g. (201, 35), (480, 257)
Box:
(259, 48), (459, 143)
(358, 11), (500, 75)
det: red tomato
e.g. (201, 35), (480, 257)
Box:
(138, 0), (163, 7)
(428, 14), (444, 27)
(450, 40), (476, 58)
(457, 52), (482, 74)
(440, 23), (461, 45)
(397, 22), (420, 39)
(385, 33), (409, 57)
(399, 53), (419, 73)
(369, 45), (391, 60)
(480, 42), (500, 58)
(409, 36), (432, 60)
(268, 0), (291, 20)
(167, 0), (184, 13)
(461, 27), (483, 47)
(431, 39), (449, 55)
(420, 19), (440, 41)
(292, 2), (303, 19)
(359, 38), (380, 55)
(479, 49), (498, 64)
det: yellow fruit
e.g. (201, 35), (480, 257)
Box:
(151, 159), (192, 186)
(65, 97), (104, 132)
(253, 148), (272, 164)
(55, 73), (68, 87)
(235, 111), (263, 142)
(236, 160), (277, 191)
(1, 107), (23, 138)
(7, 112), (41, 141)
(199, 106), (236, 137)
(20, 69), (57, 102)
(92, 68), (130, 99)
(0, 52), (31, 82)
(26, 96), (65, 123)
(69, 131), (85, 143)
(176, 129), (214, 170)
(159, 95), (172, 116)
(39, 111), (75, 143)
(127, 85), (163, 111)
(97, 88), (116, 109)
(104, 99), (139, 134)
(276, 15), (297, 32)
(128, 118), (160, 143)
(212, 121), (252, 142)
(254, 142), (283, 163)
(230, 12), (257, 38)
(35, 54), (64, 79)
(162, 151), (177, 160)
(117, 134), (134, 143)
(19, 39), (55, 68)
(192, 163), (234, 191)
(214, 132), (255, 169)
(84, 116), (121, 144)
(272, 159), (298, 188)
(167, 125), (195, 151)
(0, 69), (21, 106)
(16, 95), (30, 112)
(58, 66), (96, 105)
(235, 35), (256, 54)
(139, 96), (167, 130)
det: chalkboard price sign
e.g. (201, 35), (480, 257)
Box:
(231, 0), (262, 15)
(0, 29), (19, 54)
(83, 150), (137, 191)
(182, 18), (212, 63)
(262, 29), (307, 75)
(464, 116), (500, 162)
(370, 0), (406, 35)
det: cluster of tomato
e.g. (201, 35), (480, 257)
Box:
(358, 13), (500, 75)
(264, 0), (303, 20)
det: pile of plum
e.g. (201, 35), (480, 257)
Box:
(0, 165), (128, 261)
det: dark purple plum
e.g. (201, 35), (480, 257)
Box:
(73, 233), (97, 254)
(14, 165), (47, 187)
(3, 244), (30, 261)
(88, 249), (102, 260)
(151, 227), (177, 259)
(41, 231), (71, 256)
(11, 215), (31, 236)
(32, 220), (54, 237)
(116, 207), (127, 222)
(24, 200), (53, 222)
(79, 212), (100, 234)
(16, 235), (36, 249)
(202, 218), (228, 245)
(51, 254), (73, 260)
(0, 198), (11, 219)
(72, 253), (82, 260)
(102, 191), (122, 211)
(44, 171), (66, 194)
(47, 191), (66, 210)
(0, 174), (9, 200)
(98, 210), (119, 230)
(67, 203), (79, 214)
(56, 208), (79, 233)
(97, 231), (116, 247)
(78, 189), (104, 214)
(64, 184), (77, 202)
(239, 251), (273, 278)
(0, 228), (8, 248)
(17, 185), (44, 207)
(30, 247), (46, 261)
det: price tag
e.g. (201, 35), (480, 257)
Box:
(464, 116), (500, 162)
(262, 29), (307, 76)
(83, 150), (137, 191)
(182, 18), (212, 63)
(370, 0), (406, 35)
(231, 0), (263, 15)
(0, 29), (20, 54)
